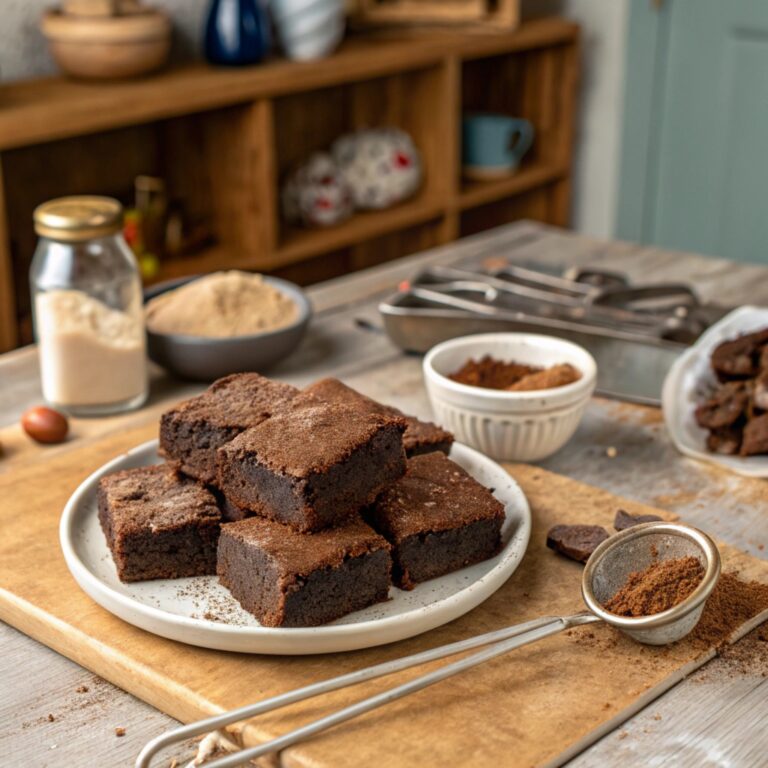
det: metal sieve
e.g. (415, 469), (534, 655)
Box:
(582, 521), (721, 645)
(136, 522), (721, 768)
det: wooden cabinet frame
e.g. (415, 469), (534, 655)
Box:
(0, 19), (578, 350)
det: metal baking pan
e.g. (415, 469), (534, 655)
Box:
(378, 266), (731, 406)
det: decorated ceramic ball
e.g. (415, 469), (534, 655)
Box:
(331, 128), (422, 210)
(282, 152), (354, 228)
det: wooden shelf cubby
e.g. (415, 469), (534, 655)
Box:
(0, 18), (579, 351)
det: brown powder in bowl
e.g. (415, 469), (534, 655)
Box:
(448, 355), (540, 389)
(145, 271), (299, 338)
(449, 354), (581, 392)
(603, 555), (705, 617)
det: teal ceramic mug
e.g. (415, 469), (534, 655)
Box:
(462, 113), (534, 177)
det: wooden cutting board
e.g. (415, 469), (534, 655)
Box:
(1, 422), (767, 768)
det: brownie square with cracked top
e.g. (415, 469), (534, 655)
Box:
(159, 373), (298, 484)
(218, 515), (392, 627)
(216, 400), (407, 532)
(303, 378), (454, 457)
(97, 464), (221, 582)
(367, 452), (505, 589)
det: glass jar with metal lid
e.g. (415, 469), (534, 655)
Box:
(30, 196), (148, 416)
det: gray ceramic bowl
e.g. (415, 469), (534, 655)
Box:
(144, 275), (311, 381)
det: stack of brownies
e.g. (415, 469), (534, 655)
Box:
(98, 373), (506, 627)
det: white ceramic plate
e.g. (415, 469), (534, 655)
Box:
(60, 440), (531, 654)
(662, 305), (768, 478)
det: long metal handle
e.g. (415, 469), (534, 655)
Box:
(137, 612), (599, 768)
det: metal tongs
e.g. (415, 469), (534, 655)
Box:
(136, 523), (720, 768)
(397, 264), (727, 344)
(404, 265), (708, 342)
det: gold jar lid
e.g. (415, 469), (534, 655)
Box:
(34, 196), (123, 242)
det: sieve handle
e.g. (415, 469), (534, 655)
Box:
(152, 611), (600, 768)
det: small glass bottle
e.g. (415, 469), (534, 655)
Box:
(30, 196), (148, 416)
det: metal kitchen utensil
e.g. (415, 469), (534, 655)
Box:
(405, 265), (719, 338)
(136, 522), (720, 768)
(380, 292), (686, 406)
(378, 262), (732, 404)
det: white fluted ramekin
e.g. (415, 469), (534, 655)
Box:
(423, 333), (597, 462)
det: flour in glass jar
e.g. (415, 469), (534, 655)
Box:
(36, 289), (147, 407)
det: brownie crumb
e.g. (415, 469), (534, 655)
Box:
(603, 556), (704, 617)
(115, 727), (126, 737)
(47, 714), (55, 722)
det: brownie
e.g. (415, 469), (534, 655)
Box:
(217, 400), (407, 532)
(366, 452), (505, 590)
(207, 486), (254, 523)
(217, 516), (392, 627)
(302, 378), (454, 457)
(159, 373), (298, 484)
(97, 464), (221, 582)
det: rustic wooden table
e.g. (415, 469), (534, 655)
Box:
(1, 221), (766, 767)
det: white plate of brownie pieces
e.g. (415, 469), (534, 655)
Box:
(662, 305), (768, 478)
(60, 439), (531, 655)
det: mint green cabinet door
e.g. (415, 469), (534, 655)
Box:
(618, 0), (768, 264)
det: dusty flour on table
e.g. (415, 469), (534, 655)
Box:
(145, 271), (299, 337)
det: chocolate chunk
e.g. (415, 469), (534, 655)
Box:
(711, 329), (768, 380)
(706, 426), (743, 455)
(754, 369), (768, 411)
(741, 413), (768, 456)
(614, 509), (663, 531)
(694, 381), (749, 429)
(546, 524), (609, 563)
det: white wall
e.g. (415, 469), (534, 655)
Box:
(2, 0), (628, 238)
(524, 0), (629, 238)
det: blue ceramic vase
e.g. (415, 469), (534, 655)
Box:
(204, 0), (271, 66)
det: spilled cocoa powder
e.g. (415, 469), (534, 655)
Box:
(687, 572), (768, 651)
(603, 556), (705, 617)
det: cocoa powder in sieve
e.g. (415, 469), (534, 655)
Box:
(603, 556), (705, 617)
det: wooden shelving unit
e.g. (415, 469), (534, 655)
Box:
(0, 18), (579, 351)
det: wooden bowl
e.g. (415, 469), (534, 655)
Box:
(40, 9), (172, 80)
